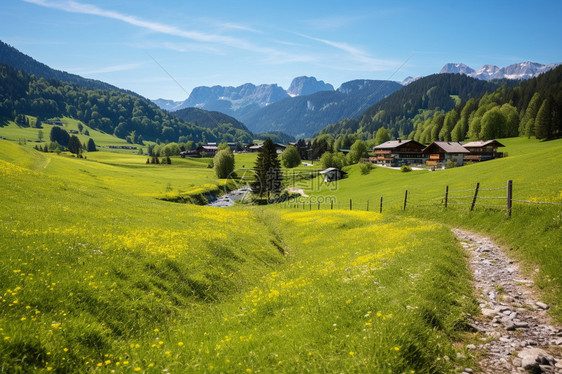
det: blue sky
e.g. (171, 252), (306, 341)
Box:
(1, 0), (561, 101)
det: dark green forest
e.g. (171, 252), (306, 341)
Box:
(0, 64), (253, 144)
(316, 68), (562, 145)
(0, 40), (128, 93)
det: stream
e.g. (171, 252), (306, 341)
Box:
(206, 186), (252, 207)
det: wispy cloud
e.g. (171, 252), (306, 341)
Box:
(297, 33), (397, 71)
(72, 62), (146, 75)
(22, 0), (270, 54)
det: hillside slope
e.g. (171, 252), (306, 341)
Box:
(318, 74), (516, 137)
(0, 63), (253, 144)
(0, 40), (131, 94)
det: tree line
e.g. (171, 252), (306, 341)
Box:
(0, 64), (254, 145)
(316, 66), (562, 143)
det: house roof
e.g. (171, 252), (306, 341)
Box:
(462, 140), (505, 148)
(423, 141), (469, 154)
(373, 139), (425, 150)
(198, 145), (218, 151)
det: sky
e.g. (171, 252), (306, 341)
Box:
(1, 0), (562, 101)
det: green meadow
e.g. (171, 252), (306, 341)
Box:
(0, 132), (560, 372)
(290, 137), (562, 320)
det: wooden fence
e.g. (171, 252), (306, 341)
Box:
(282, 180), (562, 218)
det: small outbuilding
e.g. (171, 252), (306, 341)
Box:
(319, 167), (346, 183)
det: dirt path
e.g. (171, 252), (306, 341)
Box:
(452, 228), (562, 373)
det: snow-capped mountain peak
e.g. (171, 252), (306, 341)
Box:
(440, 61), (561, 81)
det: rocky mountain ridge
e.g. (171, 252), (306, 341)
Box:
(440, 61), (561, 81)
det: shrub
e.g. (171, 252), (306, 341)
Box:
(359, 162), (373, 175)
(214, 149), (235, 178)
(281, 145), (301, 168)
(400, 165), (412, 172)
(445, 159), (457, 169)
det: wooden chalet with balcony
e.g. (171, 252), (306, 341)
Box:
(371, 139), (427, 166)
(462, 140), (505, 162)
(423, 141), (469, 167)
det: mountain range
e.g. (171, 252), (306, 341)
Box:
(440, 61), (561, 81)
(152, 61), (560, 137)
(239, 80), (402, 138)
(153, 76), (335, 116)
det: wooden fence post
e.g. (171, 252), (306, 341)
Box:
(403, 190), (408, 211)
(318, 201), (320, 210)
(507, 180), (512, 218)
(303, 201), (305, 210)
(350, 199), (352, 211)
(444, 185), (449, 208)
(470, 182), (480, 211)
(331, 200), (333, 210)
(379, 196), (383, 214)
(366, 200), (369, 211)
(309, 201), (311, 211)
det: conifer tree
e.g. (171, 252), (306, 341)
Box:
(252, 138), (282, 200)
(535, 98), (551, 140)
(68, 135), (82, 154)
(521, 92), (542, 137)
(87, 138), (97, 152)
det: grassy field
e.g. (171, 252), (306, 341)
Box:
(0, 140), (479, 372)
(0, 135), (560, 372)
(287, 137), (562, 320)
(0, 117), (141, 153)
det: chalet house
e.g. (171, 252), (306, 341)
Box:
(247, 143), (287, 154)
(371, 139), (427, 166)
(196, 145), (218, 156)
(423, 141), (469, 167)
(319, 167), (346, 183)
(462, 140), (505, 162)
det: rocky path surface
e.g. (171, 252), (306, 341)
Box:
(453, 228), (562, 374)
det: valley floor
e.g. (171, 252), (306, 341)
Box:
(0, 138), (560, 373)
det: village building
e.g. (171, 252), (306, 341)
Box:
(247, 143), (287, 154)
(462, 140), (505, 162)
(196, 145), (218, 156)
(423, 141), (469, 167)
(179, 150), (200, 158)
(319, 167), (346, 183)
(371, 139), (427, 166)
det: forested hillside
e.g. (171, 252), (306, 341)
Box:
(0, 64), (253, 144)
(411, 65), (562, 143)
(0, 40), (129, 93)
(311, 68), (561, 155)
(318, 74), (515, 138)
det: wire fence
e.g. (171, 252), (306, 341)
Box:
(280, 180), (562, 217)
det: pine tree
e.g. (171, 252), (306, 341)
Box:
(535, 98), (551, 140)
(87, 138), (97, 152)
(439, 109), (458, 141)
(521, 92), (541, 136)
(68, 135), (82, 154)
(252, 138), (282, 200)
